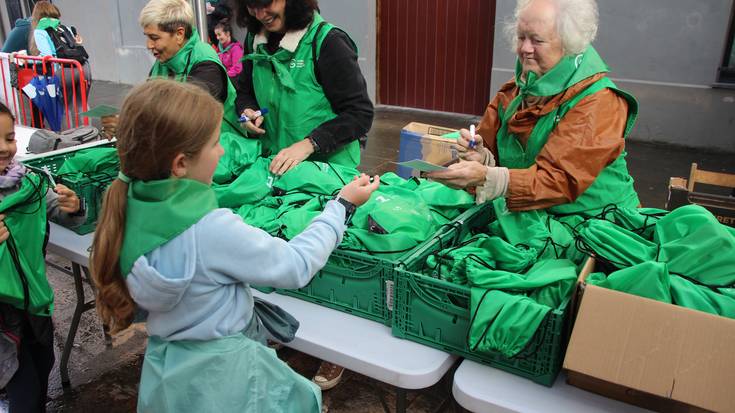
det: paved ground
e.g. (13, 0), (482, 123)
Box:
(1, 80), (733, 412)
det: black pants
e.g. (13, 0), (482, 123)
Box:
(6, 315), (54, 413)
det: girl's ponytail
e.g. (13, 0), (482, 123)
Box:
(90, 179), (134, 333)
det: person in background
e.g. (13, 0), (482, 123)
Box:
(0, 101), (84, 413)
(206, 0), (232, 45)
(234, 0), (373, 178)
(233, 0), (374, 390)
(90, 79), (379, 412)
(428, 0), (640, 216)
(101, 0), (243, 141)
(214, 19), (244, 81)
(1, 17), (32, 53)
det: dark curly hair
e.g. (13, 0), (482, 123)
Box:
(231, 0), (320, 34)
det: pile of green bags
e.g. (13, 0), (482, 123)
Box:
(581, 205), (735, 319)
(214, 155), (475, 260)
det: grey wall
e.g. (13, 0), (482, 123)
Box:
(316, 0), (377, 103)
(492, 0), (735, 152)
(54, 0), (154, 85)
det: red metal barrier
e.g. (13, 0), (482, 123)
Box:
(0, 53), (89, 130)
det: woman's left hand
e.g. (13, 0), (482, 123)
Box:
(426, 160), (488, 189)
(56, 184), (81, 213)
(270, 139), (315, 176)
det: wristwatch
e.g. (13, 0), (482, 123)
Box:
(334, 195), (356, 225)
(306, 136), (320, 153)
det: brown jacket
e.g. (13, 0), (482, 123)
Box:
(477, 74), (630, 211)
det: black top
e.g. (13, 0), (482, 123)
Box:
(234, 29), (374, 154)
(188, 61), (228, 103)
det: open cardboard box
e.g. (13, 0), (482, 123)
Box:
(397, 122), (457, 179)
(667, 164), (735, 228)
(563, 263), (735, 412)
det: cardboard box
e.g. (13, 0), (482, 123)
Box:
(397, 122), (457, 178)
(666, 164), (735, 228)
(564, 270), (735, 413)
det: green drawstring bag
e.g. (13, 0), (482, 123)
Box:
(425, 235), (496, 285)
(586, 261), (673, 303)
(492, 198), (574, 262)
(670, 275), (735, 319)
(412, 180), (475, 223)
(237, 198), (282, 236)
(654, 205), (735, 287)
(278, 196), (327, 240)
(212, 131), (262, 184)
(56, 146), (119, 179)
(467, 259), (577, 309)
(340, 229), (423, 260)
(576, 219), (657, 268)
(468, 289), (551, 358)
(212, 157), (272, 209)
(595, 206), (667, 240)
(273, 161), (358, 197)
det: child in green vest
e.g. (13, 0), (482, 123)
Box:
(0, 102), (84, 412)
(90, 79), (379, 412)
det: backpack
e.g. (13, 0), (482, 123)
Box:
(26, 126), (99, 154)
(45, 25), (89, 64)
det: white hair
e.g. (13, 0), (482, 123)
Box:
(504, 0), (599, 55)
(139, 0), (195, 32)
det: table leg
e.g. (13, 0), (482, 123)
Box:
(395, 387), (407, 413)
(60, 263), (92, 386)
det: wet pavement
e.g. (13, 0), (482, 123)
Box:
(1, 80), (733, 412)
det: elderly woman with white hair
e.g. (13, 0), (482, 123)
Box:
(428, 0), (640, 215)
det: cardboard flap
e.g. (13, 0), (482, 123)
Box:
(564, 285), (735, 412)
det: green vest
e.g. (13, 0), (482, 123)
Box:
(245, 14), (360, 168)
(0, 173), (53, 316)
(149, 31), (246, 139)
(496, 47), (640, 215)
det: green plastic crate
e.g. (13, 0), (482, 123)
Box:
(392, 203), (573, 386)
(277, 204), (482, 325)
(21, 142), (118, 235)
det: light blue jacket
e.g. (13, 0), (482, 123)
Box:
(34, 29), (56, 57)
(125, 200), (346, 341)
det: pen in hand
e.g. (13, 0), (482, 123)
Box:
(239, 107), (269, 123)
(468, 124), (477, 149)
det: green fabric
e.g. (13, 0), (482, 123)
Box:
(654, 205), (735, 287)
(56, 147), (119, 180)
(496, 47), (640, 215)
(149, 30), (257, 184)
(586, 261), (672, 303)
(246, 13), (360, 167)
(36, 17), (60, 31)
(670, 276), (735, 318)
(0, 173), (53, 316)
(120, 178), (218, 275)
(273, 160), (358, 196)
(138, 333), (321, 412)
(213, 157), (272, 209)
(577, 219), (657, 268)
(468, 289), (551, 358)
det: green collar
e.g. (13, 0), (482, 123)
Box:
(515, 46), (609, 98)
(153, 30), (201, 77)
(119, 178), (218, 276)
(36, 17), (60, 31)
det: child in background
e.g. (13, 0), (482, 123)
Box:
(0, 102), (84, 412)
(215, 19), (244, 80)
(90, 79), (378, 412)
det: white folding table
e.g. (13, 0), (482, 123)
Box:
(452, 359), (653, 413)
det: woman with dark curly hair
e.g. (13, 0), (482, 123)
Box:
(232, 0), (373, 391)
(233, 0), (373, 178)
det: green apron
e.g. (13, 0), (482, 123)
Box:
(0, 173), (53, 316)
(149, 31), (261, 184)
(139, 332), (321, 413)
(245, 13), (360, 167)
(496, 47), (640, 215)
